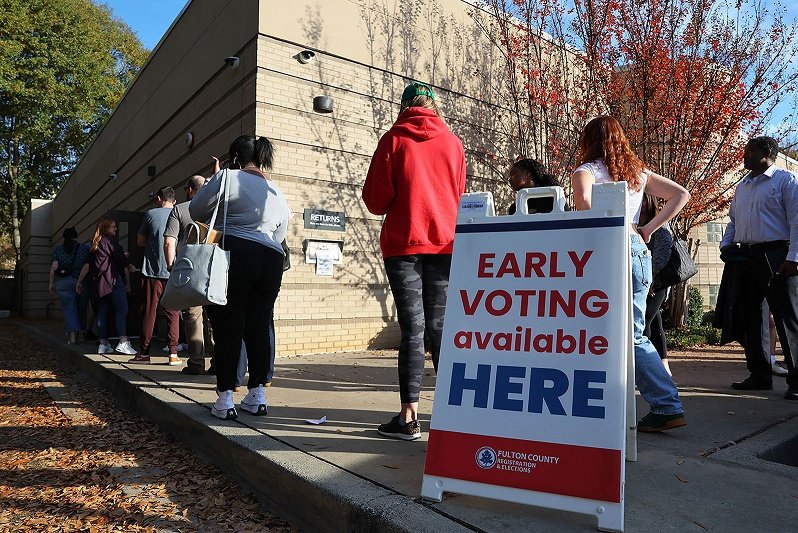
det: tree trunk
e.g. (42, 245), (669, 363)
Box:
(7, 133), (20, 263)
(10, 165), (20, 263)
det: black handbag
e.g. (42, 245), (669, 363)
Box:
(656, 236), (698, 289)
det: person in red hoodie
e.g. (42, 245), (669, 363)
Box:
(362, 82), (466, 440)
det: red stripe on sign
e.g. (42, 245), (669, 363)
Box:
(424, 429), (622, 503)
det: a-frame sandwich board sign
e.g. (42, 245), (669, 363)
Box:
(421, 183), (633, 532)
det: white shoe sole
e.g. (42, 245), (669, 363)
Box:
(168, 359), (182, 366)
(240, 402), (268, 415)
(772, 366), (788, 376)
(377, 429), (421, 441)
(115, 347), (138, 355)
(211, 406), (238, 420)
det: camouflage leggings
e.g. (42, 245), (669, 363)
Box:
(384, 254), (452, 403)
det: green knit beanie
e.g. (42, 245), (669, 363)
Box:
(401, 82), (436, 103)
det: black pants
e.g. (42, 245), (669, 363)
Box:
(738, 244), (798, 387)
(385, 254), (451, 403)
(206, 236), (284, 392)
(644, 287), (669, 360)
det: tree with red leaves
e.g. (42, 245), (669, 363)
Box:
(474, 0), (798, 238)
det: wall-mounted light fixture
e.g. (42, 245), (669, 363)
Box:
(313, 96), (334, 113)
(224, 56), (240, 69)
(108, 173), (118, 181)
(185, 131), (194, 148)
(297, 50), (316, 64)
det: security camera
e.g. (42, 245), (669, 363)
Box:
(297, 50), (316, 64)
(109, 173), (117, 181)
(224, 56), (240, 69)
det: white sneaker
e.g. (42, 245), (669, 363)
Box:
(98, 343), (112, 354)
(240, 385), (268, 416)
(162, 343), (187, 353)
(771, 356), (789, 376)
(115, 341), (138, 355)
(211, 390), (238, 420)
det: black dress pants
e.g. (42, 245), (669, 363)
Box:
(206, 236), (284, 392)
(738, 244), (798, 388)
(644, 286), (669, 360)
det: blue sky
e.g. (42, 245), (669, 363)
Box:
(100, 0), (186, 50)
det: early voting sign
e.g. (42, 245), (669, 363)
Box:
(421, 184), (631, 532)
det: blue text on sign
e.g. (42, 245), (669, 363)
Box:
(447, 363), (606, 419)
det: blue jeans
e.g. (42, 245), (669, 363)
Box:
(95, 276), (128, 339)
(55, 276), (80, 332)
(631, 234), (683, 415)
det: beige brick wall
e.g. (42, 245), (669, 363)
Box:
(255, 28), (527, 354)
(27, 0), (575, 356)
(253, 0), (577, 354)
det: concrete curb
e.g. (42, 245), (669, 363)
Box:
(15, 321), (473, 533)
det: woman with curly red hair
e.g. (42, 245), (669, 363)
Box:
(571, 116), (690, 432)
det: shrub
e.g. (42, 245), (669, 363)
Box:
(665, 324), (722, 349)
(686, 286), (703, 327)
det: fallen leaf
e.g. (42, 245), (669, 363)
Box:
(382, 464), (401, 469)
(676, 459), (685, 465)
(675, 474), (688, 483)
(727, 411), (735, 415)
(692, 521), (709, 531)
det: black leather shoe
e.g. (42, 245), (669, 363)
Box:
(731, 377), (773, 391)
(785, 388), (798, 400)
(181, 365), (206, 375)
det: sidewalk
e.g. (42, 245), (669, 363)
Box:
(14, 319), (798, 532)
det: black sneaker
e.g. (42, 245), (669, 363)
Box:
(378, 415), (421, 441)
(731, 377), (773, 391)
(637, 412), (687, 432)
(181, 365), (206, 375)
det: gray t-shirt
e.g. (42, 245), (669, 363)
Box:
(189, 169), (289, 255)
(164, 201), (193, 245)
(138, 206), (172, 279)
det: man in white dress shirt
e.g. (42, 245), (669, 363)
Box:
(720, 136), (798, 400)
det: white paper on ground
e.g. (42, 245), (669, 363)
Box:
(305, 415), (327, 425)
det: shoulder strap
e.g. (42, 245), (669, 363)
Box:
(205, 169), (229, 245)
(222, 168), (230, 247)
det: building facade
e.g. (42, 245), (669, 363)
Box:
(19, 0), (546, 354)
(20, 0), (787, 351)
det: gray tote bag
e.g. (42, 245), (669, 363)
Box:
(161, 170), (231, 310)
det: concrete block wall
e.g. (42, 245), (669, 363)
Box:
(19, 200), (53, 318)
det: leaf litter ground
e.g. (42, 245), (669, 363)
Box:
(0, 323), (294, 532)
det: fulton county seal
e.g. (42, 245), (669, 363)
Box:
(475, 446), (497, 469)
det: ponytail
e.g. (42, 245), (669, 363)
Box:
(255, 137), (274, 170)
(229, 135), (275, 171)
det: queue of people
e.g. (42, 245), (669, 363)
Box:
(49, 81), (798, 437)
